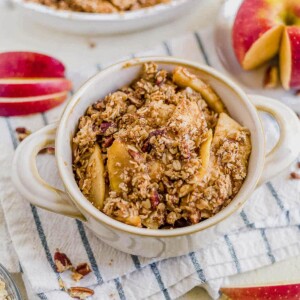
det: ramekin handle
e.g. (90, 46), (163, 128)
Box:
(12, 123), (85, 220)
(249, 94), (300, 186)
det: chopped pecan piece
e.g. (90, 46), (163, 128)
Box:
(142, 129), (165, 153)
(75, 263), (92, 276)
(39, 147), (55, 154)
(54, 249), (72, 273)
(100, 122), (117, 136)
(128, 149), (143, 163)
(68, 287), (94, 299)
(290, 172), (300, 180)
(103, 136), (115, 148)
(15, 127), (31, 142)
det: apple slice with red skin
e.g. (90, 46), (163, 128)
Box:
(0, 91), (68, 116)
(221, 283), (300, 300)
(280, 26), (300, 90)
(0, 52), (65, 78)
(0, 78), (72, 97)
(232, 0), (285, 70)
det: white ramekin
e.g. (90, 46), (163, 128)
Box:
(12, 57), (300, 258)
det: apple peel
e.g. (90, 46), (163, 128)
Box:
(0, 52), (65, 78)
(0, 78), (72, 97)
(0, 91), (68, 116)
(221, 283), (300, 300)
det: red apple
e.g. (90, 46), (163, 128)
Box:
(221, 283), (300, 300)
(0, 91), (68, 116)
(232, 0), (284, 71)
(0, 52), (65, 78)
(280, 26), (300, 90)
(0, 78), (72, 97)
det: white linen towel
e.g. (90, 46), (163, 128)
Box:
(0, 29), (300, 300)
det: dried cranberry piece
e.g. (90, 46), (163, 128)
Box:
(150, 190), (160, 209)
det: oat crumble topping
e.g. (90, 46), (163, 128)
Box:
(26, 0), (170, 13)
(73, 63), (251, 229)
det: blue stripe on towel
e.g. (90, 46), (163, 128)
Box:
(240, 210), (254, 229)
(96, 63), (102, 71)
(224, 235), (241, 273)
(41, 112), (48, 125)
(76, 220), (104, 284)
(260, 229), (276, 264)
(4, 118), (18, 149)
(131, 255), (141, 270)
(150, 262), (171, 300)
(163, 41), (172, 56)
(189, 252), (206, 282)
(114, 278), (126, 300)
(31, 205), (60, 277)
(194, 32), (211, 66)
(266, 182), (290, 224)
(37, 293), (48, 300)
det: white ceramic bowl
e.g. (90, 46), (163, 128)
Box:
(12, 57), (300, 258)
(12, 0), (198, 35)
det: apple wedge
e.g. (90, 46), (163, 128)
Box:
(198, 129), (213, 181)
(213, 113), (251, 162)
(280, 26), (300, 90)
(87, 144), (106, 210)
(173, 67), (226, 113)
(221, 283), (300, 300)
(0, 91), (68, 116)
(0, 52), (65, 78)
(107, 140), (132, 194)
(232, 0), (284, 70)
(0, 78), (72, 97)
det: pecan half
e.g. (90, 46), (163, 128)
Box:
(54, 250), (72, 273)
(75, 263), (91, 276)
(68, 287), (94, 299)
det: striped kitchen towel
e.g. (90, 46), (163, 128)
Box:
(1, 29), (300, 300)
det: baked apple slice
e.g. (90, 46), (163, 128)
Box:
(107, 140), (132, 194)
(213, 113), (251, 163)
(198, 129), (213, 180)
(87, 144), (106, 210)
(173, 67), (226, 113)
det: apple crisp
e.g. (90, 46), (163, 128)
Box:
(73, 63), (251, 229)
(27, 0), (170, 13)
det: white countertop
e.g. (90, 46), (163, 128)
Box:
(1, 0), (300, 298)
